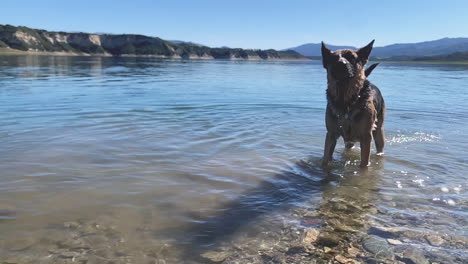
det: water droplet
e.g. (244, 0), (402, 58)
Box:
(395, 181), (403, 188)
(412, 179), (425, 187)
(446, 199), (456, 206)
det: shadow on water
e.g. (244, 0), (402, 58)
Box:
(171, 151), (385, 261)
(182, 159), (325, 243)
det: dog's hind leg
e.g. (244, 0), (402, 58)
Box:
(360, 132), (372, 168)
(373, 127), (385, 155)
(322, 132), (338, 167)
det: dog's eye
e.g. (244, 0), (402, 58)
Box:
(344, 54), (356, 63)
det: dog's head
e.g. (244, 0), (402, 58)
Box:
(321, 40), (374, 81)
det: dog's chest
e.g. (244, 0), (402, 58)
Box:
(328, 80), (376, 142)
(340, 117), (361, 142)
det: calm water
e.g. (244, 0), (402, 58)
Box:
(0, 56), (467, 263)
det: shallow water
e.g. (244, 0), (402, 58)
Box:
(0, 56), (467, 263)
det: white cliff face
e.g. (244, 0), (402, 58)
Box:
(44, 33), (69, 44)
(40, 32), (103, 49)
(89, 34), (101, 46)
(1, 26), (304, 60)
(53, 33), (68, 43)
(14, 31), (38, 45)
(44, 35), (55, 44)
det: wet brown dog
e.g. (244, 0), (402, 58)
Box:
(321, 40), (385, 168)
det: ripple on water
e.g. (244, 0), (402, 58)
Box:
(387, 131), (441, 144)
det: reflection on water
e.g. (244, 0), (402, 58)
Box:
(0, 55), (467, 263)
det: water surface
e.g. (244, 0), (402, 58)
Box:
(0, 56), (467, 263)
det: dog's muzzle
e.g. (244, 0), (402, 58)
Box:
(331, 58), (355, 80)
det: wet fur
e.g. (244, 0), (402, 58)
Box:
(321, 41), (385, 168)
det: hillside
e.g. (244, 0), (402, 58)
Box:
(285, 38), (468, 58)
(373, 38), (468, 57)
(283, 43), (356, 57)
(377, 51), (468, 62)
(0, 24), (306, 60)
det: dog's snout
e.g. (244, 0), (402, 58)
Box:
(338, 57), (348, 64)
(330, 58), (355, 80)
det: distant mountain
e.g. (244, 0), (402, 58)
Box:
(0, 24), (306, 60)
(168, 40), (205, 47)
(372, 38), (468, 57)
(285, 38), (468, 58)
(377, 51), (468, 62)
(284, 43), (356, 57)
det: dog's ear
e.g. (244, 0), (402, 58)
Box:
(365, 63), (379, 77)
(357, 40), (375, 64)
(321, 41), (332, 68)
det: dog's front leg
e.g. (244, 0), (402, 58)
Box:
(360, 132), (372, 168)
(322, 132), (338, 167)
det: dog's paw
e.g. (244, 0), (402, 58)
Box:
(376, 152), (384, 156)
(359, 161), (371, 169)
(321, 160), (329, 168)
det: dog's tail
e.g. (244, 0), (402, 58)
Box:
(365, 63), (379, 77)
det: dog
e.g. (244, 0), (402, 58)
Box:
(320, 40), (385, 168)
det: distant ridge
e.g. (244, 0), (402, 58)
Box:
(283, 43), (356, 57)
(0, 24), (306, 60)
(168, 40), (205, 47)
(285, 38), (468, 58)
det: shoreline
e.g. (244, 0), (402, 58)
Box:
(306, 57), (468, 65)
(372, 59), (468, 65)
(6, 48), (466, 64)
(0, 48), (310, 61)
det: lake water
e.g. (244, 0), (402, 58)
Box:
(0, 56), (466, 263)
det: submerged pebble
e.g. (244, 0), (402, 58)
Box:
(316, 233), (341, 247)
(387, 239), (403, 245)
(5, 237), (36, 251)
(363, 235), (395, 260)
(401, 247), (429, 264)
(335, 254), (353, 263)
(63, 221), (80, 229)
(58, 251), (80, 259)
(347, 247), (359, 257)
(200, 251), (230, 263)
(425, 234), (445, 246)
(0, 203), (16, 219)
(302, 228), (320, 245)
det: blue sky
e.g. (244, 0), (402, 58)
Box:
(1, 0), (467, 49)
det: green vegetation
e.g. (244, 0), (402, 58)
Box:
(372, 52), (468, 63)
(0, 40), (8, 48)
(0, 24), (306, 60)
(412, 52), (468, 61)
(373, 60), (468, 65)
